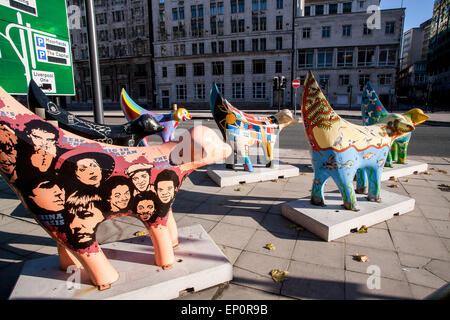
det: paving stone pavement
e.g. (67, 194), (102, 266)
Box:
(0, 149), (449, 300)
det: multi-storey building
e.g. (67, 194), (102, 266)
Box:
(68, 0), (154, 108)
(397, 19), (431, 104)
(152, 0), (296, 109)
(295, 0), (404, 109)
(427, 0), (450, 107)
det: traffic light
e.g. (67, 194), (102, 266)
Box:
(273, 76), (280, 90)
(280, 76), (287, 89)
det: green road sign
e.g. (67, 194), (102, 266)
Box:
(0, 0), (75, 95)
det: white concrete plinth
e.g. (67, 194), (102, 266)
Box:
(9, 224), (232, 300)
(381, 160), (428, 181)
(281, 190), (415, 242)
(207, 163), (299, 187)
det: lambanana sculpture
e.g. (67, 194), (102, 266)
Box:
(301, 71), (425, 211)
(360, 81), (428, 166)
(210, 83), (299, 172)
(120, 88), (192, 145)
(27, 80), (164, 147)
(0, 86), (231, 290)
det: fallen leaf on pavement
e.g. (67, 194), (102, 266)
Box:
(389, 176), (398, 182)
(438, 169), (448, 174)
(134, 230), (147, 237)
(265, 243), (276, 251)
(357, 225), (368, 233)
(286, 223), (305, 231)
(388, 184), (399, 188)
(356, 254), (369, 263)
(271, 269), (288, 282)
(438, 184), (450, 192)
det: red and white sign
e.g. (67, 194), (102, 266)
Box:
(292, 79), (301, 88)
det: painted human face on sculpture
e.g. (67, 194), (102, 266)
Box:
(28, 128), (57, 154)
(29, 181), (65, 212)
(136, 199), (155, 221)
(0, 125), (17, 177)
(131, 170), (150, 192)
(75, 158), (102, 187)
(68, 202), (104, 243)
(156, 180), (175, 204)
(30, 148), (54, 172)
(109, 184), (131, 212)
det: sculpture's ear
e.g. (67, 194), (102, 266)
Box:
(403, 108), (429, 125)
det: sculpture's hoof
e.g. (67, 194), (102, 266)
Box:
(244, 163), (254, 172)
(162, 264), (173, 270)
(367, 194), (381, 203)
(98, 283), (112, 291)
(310, 196), (325, 207)
(173, 243), (179, 250)
(343, 202), (360, 212)
(355, 186), (368, 194)
(266, 161), (272, 168)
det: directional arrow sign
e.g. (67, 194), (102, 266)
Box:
(0, 0), (74, 95)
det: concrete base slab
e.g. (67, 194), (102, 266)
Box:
(281, 190), (415, 242)
(9, 224), (232, 300)
(382, 160), (428, 181)
(207, 163), (299, 187)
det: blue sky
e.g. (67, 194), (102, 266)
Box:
(380, 0), (435, 31)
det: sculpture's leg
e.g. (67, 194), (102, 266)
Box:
(167, 208), (179, 249)
(333, 170), (358, 211)
(385, 148), (394, 168)
(256, 141), (263, 164)
(243, 156), (254, 172)
(310, 170), (329, 207)
(226, 135), (237, 169)
(148, 224), (174, 269)
(241, 143), (253, 172)
(72, 244), (119, 290)
(367, 167), (382, 203)
(397, 141), (409, 164)
(355, 168), (368, 194)
(57, 243), (82, 270)
(391, 143), (399, 165)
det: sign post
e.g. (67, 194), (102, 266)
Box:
(0, 0), (75, 95)
(292, 79), (301, 116)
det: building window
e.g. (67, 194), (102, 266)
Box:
(359, 1), (366, 9)
(172, 8), (178, 20)
(138, 83), (146, 98)
(260, 17), (266, 31)
(276, 37), (282, 50)
(232, 60), (245, 74)
(329, 3), (338, 14)
(317, 50), (333, 68)
(385, 22), (395, 34)
(252, 82), (266, 99)
(276, 0), (283, 9)
(112, 10), (124, 22)
(199, 43), (204, 54)
(231, 0), (237, 13)
(276, 16), (283, 30)
(275, 60), (282, 73)
(342, 25), (352, 37)
(175, 64), (186, 77)
(358, 47), (375, 66)
(252, 38), (265, 51)
(218, 41), (224, 53)
(239, 39), (245, 52)
(304, 6), (311, 16)
(232, 83), (244, 99)
(176, 84), (186, 100)
(339, 75), (350, 86)
(194, 83), (205, 99)
(303, 27), (311, 39)
(363, 23), (372, 35)
(192, 43), (198, 55)
(162, 67), (167, 78)
(218, 21), (224, 35)
(232, 19), (237, 33)
(315, 4), (324, 15)
(298, 50), (314, 68)
(319, 75), (330, 90)
(96, 12), (107, 25)
(337, 48), (354, 67)
(378, 74), (392, 85)
(212, 61), (224, 75)
(238, 0), (245, 12)
(193, 63), (205, 76)
(343, 2), (352, 13)
(231, 40), (237, 52)
(359, 74), (370, 90)
(322, 26), (331, 38)
(210, 3), (216, 16)
(239, 19), (245, 32)
(379, 47), (397, 66)
(217, 2), (223, 15)
(252, 59), (266, 74)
